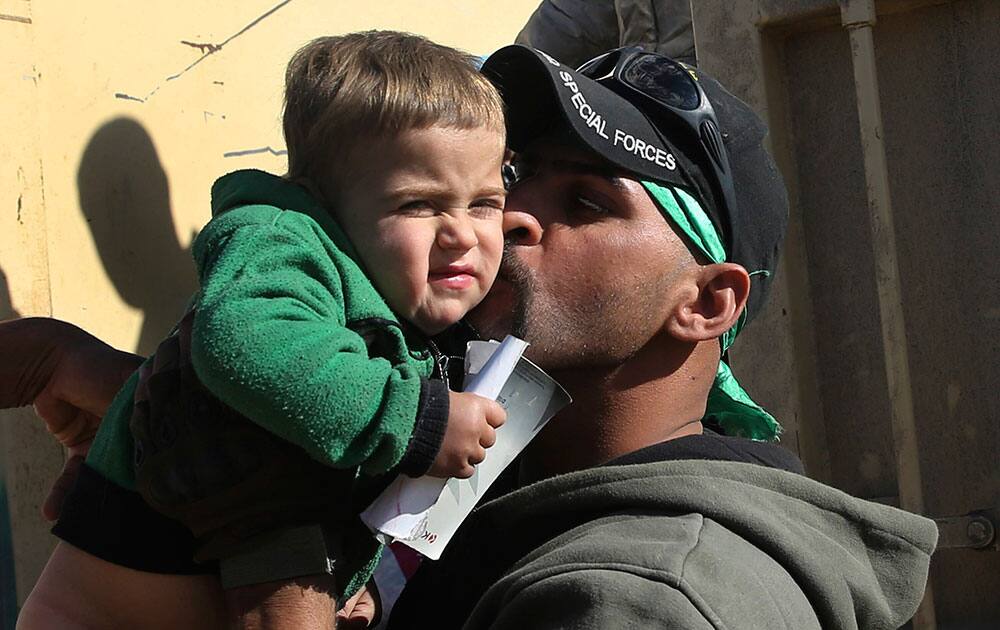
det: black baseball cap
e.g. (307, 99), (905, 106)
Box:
(481, 45), (788, 328)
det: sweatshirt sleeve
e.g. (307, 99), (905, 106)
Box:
(189, 205), (428, 474)
(396, 377), (449, 476)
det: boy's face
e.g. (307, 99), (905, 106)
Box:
(330, 124), (507, 335)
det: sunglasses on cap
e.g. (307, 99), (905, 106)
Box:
(577, 47), (738, 248)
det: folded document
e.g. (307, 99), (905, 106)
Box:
(360, 335), (571, 560)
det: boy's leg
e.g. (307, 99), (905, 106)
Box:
(28, 457), (227, 629)
(225, 575), (337, 630)
(18, 542), (227, 630)
(218, 525), (341, 630)
(18, 545), (339, 630)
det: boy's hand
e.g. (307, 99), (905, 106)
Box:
(428, 391), (505, 479)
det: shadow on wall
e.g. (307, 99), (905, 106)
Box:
(0, 267), (15, 320)
(77, 117), (197, 355)
(0, 267), (18, 629)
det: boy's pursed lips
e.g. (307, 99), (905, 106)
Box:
(428, 262), (477, 288)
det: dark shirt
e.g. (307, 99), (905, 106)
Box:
(607, 428), (804, 473)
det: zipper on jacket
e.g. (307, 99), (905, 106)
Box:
(426, 337), (451, 390)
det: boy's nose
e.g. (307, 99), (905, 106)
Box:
(437, 214), (479, 250)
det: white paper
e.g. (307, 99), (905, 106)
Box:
(361, 336), (528, 545)
(463, 335), (529, 400)
(360, 336), (570, 559)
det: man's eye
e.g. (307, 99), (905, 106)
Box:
(576, 196), (609, 214)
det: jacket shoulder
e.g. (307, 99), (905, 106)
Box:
(468, 511), (821, 629)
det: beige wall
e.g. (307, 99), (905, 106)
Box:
(0, 0), (541, 607)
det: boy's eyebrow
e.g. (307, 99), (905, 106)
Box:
(386, 184), (507, 198)
(477, 186), (508, 197)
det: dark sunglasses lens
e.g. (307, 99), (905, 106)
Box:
(622, 55), (701, 111)
(502, 163), (517, 191)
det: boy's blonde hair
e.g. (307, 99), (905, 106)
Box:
(283, 30), (505, 195)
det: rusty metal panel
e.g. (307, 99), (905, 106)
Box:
(874, 2), (1000, 623)
(693, 0), (1000, 625)
(781, 23), (902, 500)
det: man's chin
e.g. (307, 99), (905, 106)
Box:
(468, 279), (516, 341)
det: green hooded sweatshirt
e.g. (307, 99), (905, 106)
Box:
(393, 458), (937, 629)
(87, 169), (447, 489)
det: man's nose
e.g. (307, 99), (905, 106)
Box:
(502, 208), (542, 247)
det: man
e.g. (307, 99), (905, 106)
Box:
(5, 45), (935, 629)
(379, 45), (937, 629)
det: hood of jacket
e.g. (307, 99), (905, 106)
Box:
(459, 459), (937, 629)
(210, 169), (319, 217)
(208, 169), (364, 260)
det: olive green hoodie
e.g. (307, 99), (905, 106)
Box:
(396, 459), (937, 629)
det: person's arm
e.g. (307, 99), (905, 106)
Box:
(0, 317), (141, 519)
(515, 0), (619, 68)
(515, 0), (695, 68)
(189, 205), (445, 476)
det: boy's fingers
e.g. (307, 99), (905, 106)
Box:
(469, 445), (487, 466)
(480, 425), (497, 449)
(485, 401), (506, 428)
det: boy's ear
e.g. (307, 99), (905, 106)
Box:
(665, 263), (750, 343)
(293, 176), (330, 207)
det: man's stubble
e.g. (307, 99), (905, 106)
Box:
(497, 243), (674, 372)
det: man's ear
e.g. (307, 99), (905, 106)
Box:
(665, 263), (750, 343)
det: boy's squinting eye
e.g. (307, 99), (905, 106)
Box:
(397, 200), (435, 215)
(470, 197), (505, 218)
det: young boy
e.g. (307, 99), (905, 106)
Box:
(64, 31), (509, 629)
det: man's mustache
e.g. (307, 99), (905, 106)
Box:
(498, 240), (533, 339)
(499, 240), (532, 285)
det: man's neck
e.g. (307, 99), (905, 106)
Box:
(518, 338), (718, 484)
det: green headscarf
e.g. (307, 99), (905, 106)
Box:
(641, 181), (781, 441)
